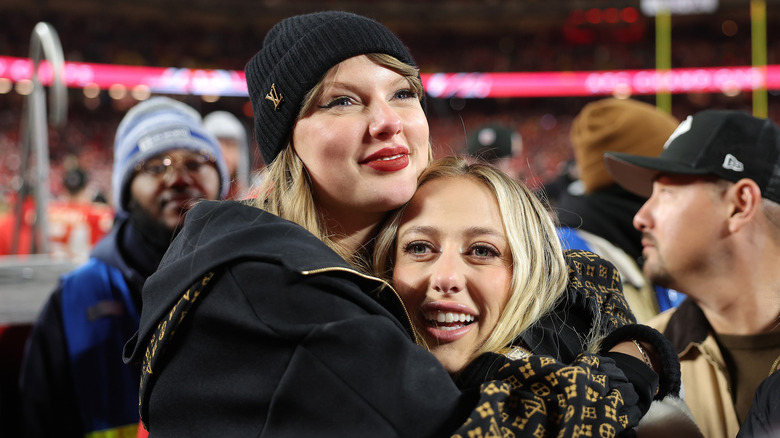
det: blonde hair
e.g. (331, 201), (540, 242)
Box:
(374, 156), (568, 364)
(251, 53), (427, 270)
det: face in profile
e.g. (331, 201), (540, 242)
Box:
(634, 174), (724, 291)
(292, 54), (429, 223)
(392, 176), (513, 373)
(130, 148), (222, 232)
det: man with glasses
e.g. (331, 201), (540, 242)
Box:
(18, 97), (228, 438)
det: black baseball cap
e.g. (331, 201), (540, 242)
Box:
(604, 110), (780, 204)
(467, 124), (517, 162)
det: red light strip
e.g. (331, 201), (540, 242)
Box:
(1, 55), (778, 98)
(424, 67), (771, 98)
(0, 56), (248, 96)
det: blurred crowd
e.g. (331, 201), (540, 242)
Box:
(1, 5), (776, 225)
(1, 7), (774, 73)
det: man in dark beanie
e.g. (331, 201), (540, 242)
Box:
(19, 97), (227, 438)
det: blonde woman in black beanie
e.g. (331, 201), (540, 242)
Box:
(250, 52), (429, 272)
(125, 11), (681, 437)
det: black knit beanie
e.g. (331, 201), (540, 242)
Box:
(245, 10), (419, 165)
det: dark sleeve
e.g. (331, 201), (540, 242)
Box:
(18, 286), (84, 438)
(599, 323), (681, 400)
(604, 352), (658, 414)
(737, 370), (780, 438)
(240, 267), (476, 438)
(520, 249), (636, 363)
(137, 263), (476, 437)
(457, 350), (657, 416)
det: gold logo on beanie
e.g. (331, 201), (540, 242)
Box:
(265, 84), (284, 111)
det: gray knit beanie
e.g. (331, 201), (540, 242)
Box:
(112, 97), (229, 216)
(245, 10), (419, 165)
(203, 110), (251, 186)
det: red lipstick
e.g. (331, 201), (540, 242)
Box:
(360, 146), (409, 172)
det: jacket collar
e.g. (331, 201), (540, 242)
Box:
(127, 201), (389, 363)
(90, 216), (162, 302)
(664, 298), (712, 354)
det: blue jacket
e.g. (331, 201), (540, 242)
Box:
(19, 217), (162, 438)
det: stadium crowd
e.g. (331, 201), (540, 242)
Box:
(0, 4), (775, 211)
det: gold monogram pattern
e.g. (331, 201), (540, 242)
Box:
(265, 83), (284, 110)
(452, 251), (641, 437)
(137, 271), (216, 428)
(452, 354), (634, 438)
(565, 250), (635, 334)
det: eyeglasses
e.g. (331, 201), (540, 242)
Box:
(135, 152), (216, 178)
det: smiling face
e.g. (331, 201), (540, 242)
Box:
(392, 176), (513, 373)
(129, 148), (221, 232)
(291, 54), (429, 227)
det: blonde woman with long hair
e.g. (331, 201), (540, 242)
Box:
(374, 156), (570, 370)
(375, 156), (702, 436)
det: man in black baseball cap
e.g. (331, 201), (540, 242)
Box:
(605, 110), (780, 203)
(604, 110), (780, 438)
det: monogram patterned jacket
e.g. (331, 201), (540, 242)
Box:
(124, 201), (657, 437)
(453, 249), (692, 437)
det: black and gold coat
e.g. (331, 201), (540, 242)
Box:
(124, 201), (657, 437)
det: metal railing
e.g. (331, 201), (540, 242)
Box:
(12, 22), (68, 255)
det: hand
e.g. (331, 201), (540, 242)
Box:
(609, 340), (660, 374)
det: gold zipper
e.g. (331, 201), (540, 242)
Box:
(301, 266), (418, 343)
(769, 354), (780, 376)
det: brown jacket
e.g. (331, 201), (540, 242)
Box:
(649, 301), (745, 438)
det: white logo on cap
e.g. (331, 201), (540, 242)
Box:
(722, 154), (744, 172)
(478, 128), (497, 146)
(138, 128), (190, 151)
(664, 115), (693, 149)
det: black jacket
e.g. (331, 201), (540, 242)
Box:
(124, 201), (656, 437)
(737, 368), (780, 437)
